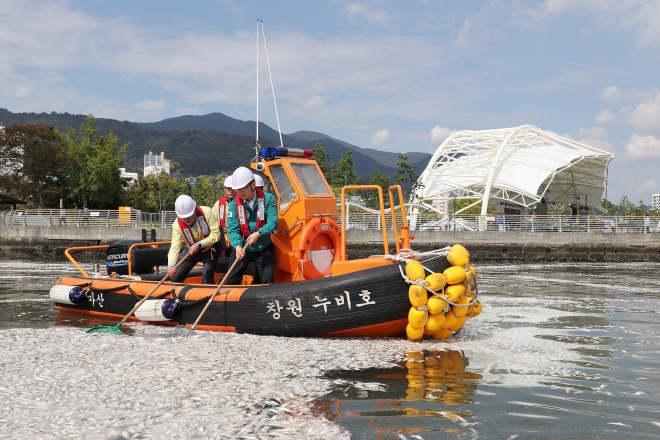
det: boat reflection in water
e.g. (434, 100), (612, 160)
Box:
(319, 349), (482, 438)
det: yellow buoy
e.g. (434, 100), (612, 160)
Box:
(425, 312), (446, 331)
(452, 295), (471, 316)
(443, 266), (466, 284)
(447, 247), (469, 268)
(405, 260), (425, 282)
(442, 311), (459, 329)
(425, 273), (447, 291)
(463, 270), (477, 293)
(445, 284), (466, 302)
(449, 314), (467, 331)
(452, 244), (470, 259)
(406, 323), (424, 341)
(467, 265), (478, 283)
(427, 295), (448, 314)
(432, 328), (452, 340)
(408, 285), (428, 307)
(423, 326), (442, 336)
(466, 300), (482, 318)
(406, 351), (424, 360)
(408, 306), (427, 328)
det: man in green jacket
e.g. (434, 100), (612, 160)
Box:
(225, 167), (279, 284)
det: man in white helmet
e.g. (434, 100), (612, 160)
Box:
(167, 194), (223, 284)
(254, 174), (265, 189)
(225, 166), (278, 284)
(212, 175), (236, 258)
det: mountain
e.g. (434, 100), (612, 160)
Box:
(287, 130), (432, 170)
(0, 108), (430, 179)
(138, 114), (432, 171)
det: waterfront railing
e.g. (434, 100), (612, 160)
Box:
(2, 209), (659, 234)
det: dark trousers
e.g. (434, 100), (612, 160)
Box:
(172, 241), (224, 285)
(226, 244), (274, 285)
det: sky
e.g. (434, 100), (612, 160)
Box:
(1, 0), (659, 204)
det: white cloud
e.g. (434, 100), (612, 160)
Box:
(371, 129), (390, 146)
(624, 133), (660, 160)
(135, 99), (166, 110)
(628, 92), (660, 135)
(594, 109), (616, 124)
(599, 86), (625, 102)
(305, 95), (326, 109)
(430, 125), (458, 144)
(341, 3), (390, 24)
(636, 179), (658, 194)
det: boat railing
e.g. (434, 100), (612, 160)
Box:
(126, 241), (171, 275)
(340, 185), (391, 260)
(65, 245), (110, 276)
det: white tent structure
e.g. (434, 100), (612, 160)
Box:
(415, 125), (614, 215)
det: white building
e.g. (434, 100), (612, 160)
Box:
(414, 125), (615, 216)
(653, 194), (660, 210)
(143, 151), (171, 176)
(119, 168), (138, 186)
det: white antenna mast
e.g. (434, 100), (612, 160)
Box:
(255, 19), (260, 157)
(259, 20), (284, 149)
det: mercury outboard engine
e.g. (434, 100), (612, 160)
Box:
(106, 240), (142, 275)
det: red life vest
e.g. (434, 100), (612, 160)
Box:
(176, 206), (210, 246)
(217, 196), (228, 229)
(235, 188), (266, 238)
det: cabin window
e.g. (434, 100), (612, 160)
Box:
(290, 163), (331, 196)
(269, 164), (298, 211)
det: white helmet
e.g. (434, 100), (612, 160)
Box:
(223, 175), (233, 188)
(175, 195), (196, 218)
(254, 174), (264, 188)
(231, 167), (255, 189)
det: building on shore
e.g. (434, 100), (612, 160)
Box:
(143, 151), (170, 177)
(653, 194), (660, 211)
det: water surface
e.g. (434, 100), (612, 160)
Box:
(1, 260), (659, 439)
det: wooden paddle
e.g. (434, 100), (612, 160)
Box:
(166, 256), (241, 337)
(87, 251), (191, 334)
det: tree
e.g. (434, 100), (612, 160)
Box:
(618, 195), (635, 216)
(126, 172), (188, 212)
(60, 115), (129, 208)
(601, 198), (617, 215)
(393, 154), (422, 200)
(365, 169), (391, 209)
(330, 150), (361, 190)
(449, 198), (496, 215)
(0, 124), (65, 208)
(190, 173), (229, 208)
(312, 141), (334, 178)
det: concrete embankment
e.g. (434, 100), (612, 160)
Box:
(1, 226), (660, 262)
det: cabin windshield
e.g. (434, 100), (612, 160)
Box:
(290, 163), (331, 196)
(269, 164), (298, 211)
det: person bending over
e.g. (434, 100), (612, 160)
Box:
(212, 175), (236, 257)
(225, 167), (278, 284)
(167, 195), (224, 284)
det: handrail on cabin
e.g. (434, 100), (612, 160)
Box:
(340, 185), (389, 260)
(64, 245), (110, 277)
(127, 241), (172, 275)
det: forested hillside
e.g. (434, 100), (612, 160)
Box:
(0, 108), (428, 179)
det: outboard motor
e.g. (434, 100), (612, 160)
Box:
(106, 239), (142, 275)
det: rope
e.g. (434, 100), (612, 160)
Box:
(397, 260), (477, 310)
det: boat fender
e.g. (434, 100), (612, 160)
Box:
(49, 285), (86, 305)
(134, 299), (180, 321)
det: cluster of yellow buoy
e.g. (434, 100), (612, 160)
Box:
(405, 244), (483, 341)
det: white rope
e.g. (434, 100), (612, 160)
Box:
(397, 261), (476, 309)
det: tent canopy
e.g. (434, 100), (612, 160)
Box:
(416, 125), (614, 214)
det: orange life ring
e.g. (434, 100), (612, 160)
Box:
(297, 216), (342, 279)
